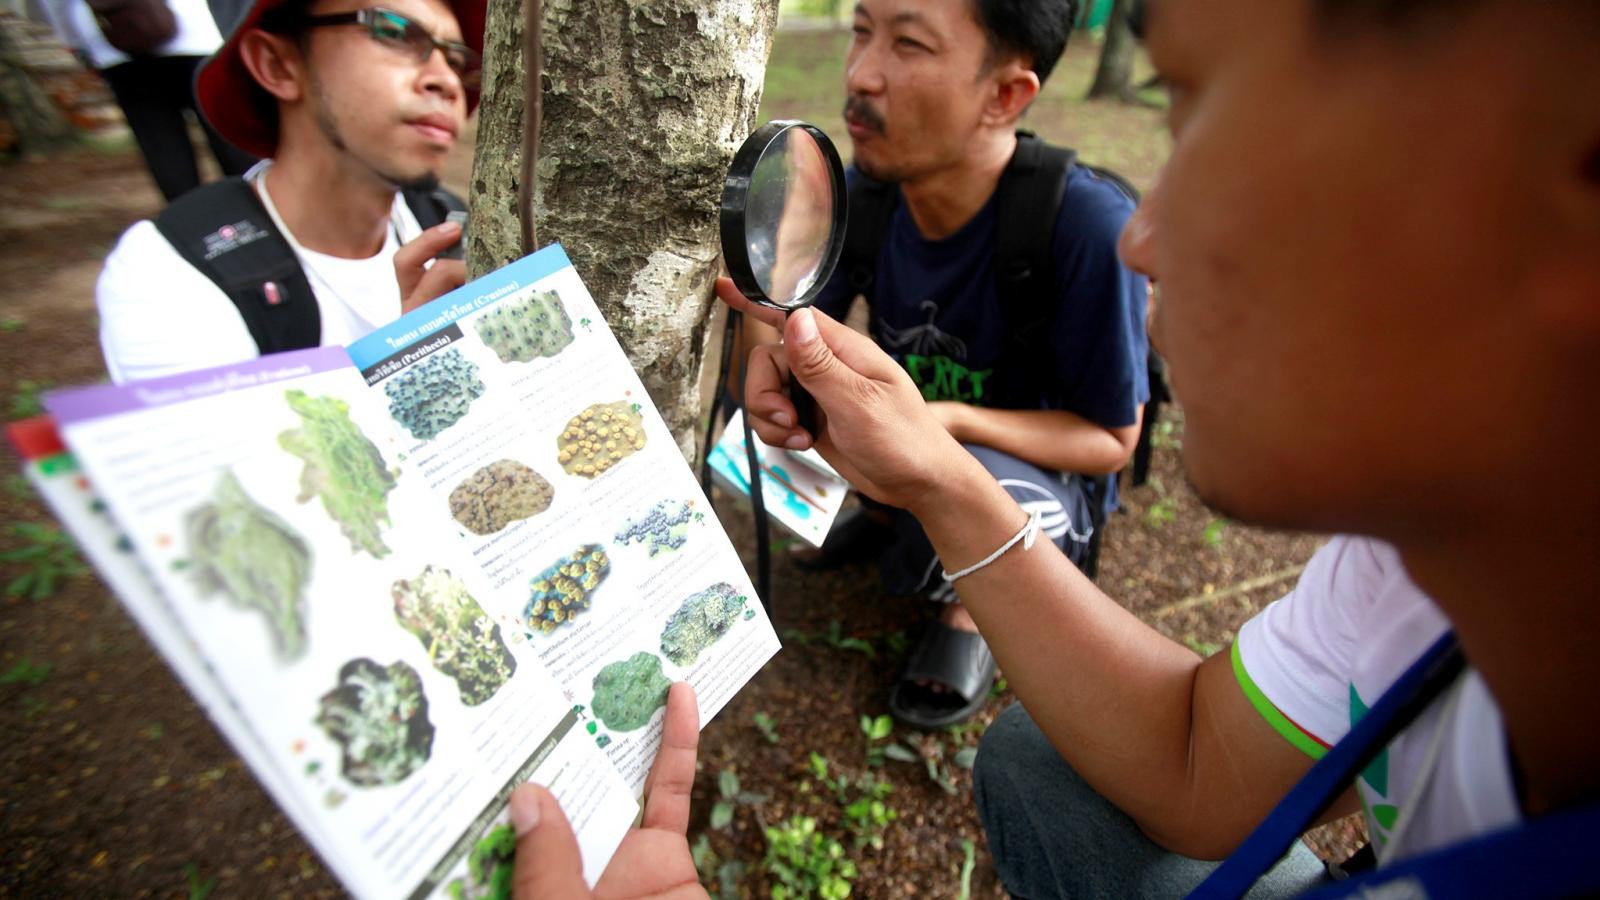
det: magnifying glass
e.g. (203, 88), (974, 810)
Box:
(720, 120), (848, 434)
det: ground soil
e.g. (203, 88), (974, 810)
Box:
(0, 31), (1362, 899)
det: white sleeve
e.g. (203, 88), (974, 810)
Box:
(96, 221), (262, 384)
(1234, 536), (1390, 748)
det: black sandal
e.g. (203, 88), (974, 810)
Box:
(888, 621), (997, 729)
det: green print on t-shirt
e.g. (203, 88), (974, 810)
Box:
(904, 354), (995, 404)
(1351, 682), (1401, 845)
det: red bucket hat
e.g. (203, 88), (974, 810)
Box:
(196, 0), (486, 159)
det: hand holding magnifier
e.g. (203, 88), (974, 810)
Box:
(720, 120), (848, 435)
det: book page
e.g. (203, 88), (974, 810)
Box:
(45, 347), (638, 895)
(346, 245), (783, 792)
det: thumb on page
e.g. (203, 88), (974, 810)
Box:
(510, 784), (590, 898)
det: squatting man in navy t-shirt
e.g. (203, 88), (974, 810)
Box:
(729, 0), (1149, 731)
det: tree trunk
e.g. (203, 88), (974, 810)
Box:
(468, 0), (778, 461)
(1086, 0), (1135, 102)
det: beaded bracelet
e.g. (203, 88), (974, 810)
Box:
(941, 506), (1042, 583)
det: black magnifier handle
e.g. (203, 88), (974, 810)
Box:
(790, 369), (818, 438)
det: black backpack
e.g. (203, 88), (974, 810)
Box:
(840, 131), (1171, 578)
(154, 178), (466, 355)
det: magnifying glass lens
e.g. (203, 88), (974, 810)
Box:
(746, 129), (833, 309)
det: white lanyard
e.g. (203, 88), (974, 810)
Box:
(249, 164), (408, 300)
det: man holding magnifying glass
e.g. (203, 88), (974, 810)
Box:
(736, 0), (1150, 730)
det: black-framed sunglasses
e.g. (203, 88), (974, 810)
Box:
(291, 7), (481, 88)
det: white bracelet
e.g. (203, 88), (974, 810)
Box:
(941, 507), (1042, 583)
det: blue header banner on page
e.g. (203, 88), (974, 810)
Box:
(346, 243), (572, 370)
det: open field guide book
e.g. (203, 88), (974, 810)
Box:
(7, 244), (781, 898)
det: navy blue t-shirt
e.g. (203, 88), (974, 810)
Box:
(815, 164), (1150, 499)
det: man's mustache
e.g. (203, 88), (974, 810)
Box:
(844, 96), (886, 135)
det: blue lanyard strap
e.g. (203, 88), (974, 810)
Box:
(1302, 800), (1600, 898)
(1188, 630), (1466, 900)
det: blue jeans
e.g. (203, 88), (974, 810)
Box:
(974, 704), (1330, 899)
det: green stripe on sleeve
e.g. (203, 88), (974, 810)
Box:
(1231, 641), (1328, 760)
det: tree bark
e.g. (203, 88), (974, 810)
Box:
(1086, 0), (1136, 102)
(468, 0), (778, 461)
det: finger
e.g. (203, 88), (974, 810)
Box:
(789, 307), (909, 385)
(640, 683), (700, 834)
(714, 276), (786, 330)
(401, 259), (467, 314)
(509, 784), (590, 899)
(393, 220), (464, 295)
(742, 345), (809, 446)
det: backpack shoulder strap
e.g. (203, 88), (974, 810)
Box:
(842, 174), (898, 303)
(993, 130), (1077, 339)
(401, 186), (467, 231)
(153, 177), (321, 356)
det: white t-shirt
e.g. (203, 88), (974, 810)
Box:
(1234, 536), (1520, 863)
(96, 173), (422, 384)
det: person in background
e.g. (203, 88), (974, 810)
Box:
(40, 0), (257, 200)
(737, 0), (1148, 730)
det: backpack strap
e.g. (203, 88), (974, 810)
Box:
(993, 131), (1077, 366)
(402, 186), (466, 230)
(154, 177), (320, 356)
(842, 174), (898, 305)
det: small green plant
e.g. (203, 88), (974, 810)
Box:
(4, 474), (32, 500)
(754, 711), (780, 744)
(2, 523), (89, 600)
(842, 779), (897, 851)
(782, 620), (876, 658)
(1144, 496), (1178, 529)
(0, 316), (25, 333)
(762, 816), (857, 900)
(824, 620), (875, 658)
(1183, 634), (1223, 657)
(182, 862), (217, 900)
(885, 733), (976, 796)
(989, 675), (1008, 699)
(693, 834), (746, 899)
(956, 839), (977, 900)
(1202, 517), (1229, 547)
(1150, 419), (1182, 450)
(711, 768), (768, 830)
(884, 630), (909, 657)
(8, 380), (53, 419)
(1, 658), (51, 687)
(860, 713), (894, 766)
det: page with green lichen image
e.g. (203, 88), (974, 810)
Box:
(41, 245), (782, 893)
(349, 248), (783, 795)
(46, 348), (640, 895)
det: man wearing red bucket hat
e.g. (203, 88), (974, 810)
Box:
(94, 0), (487, 384)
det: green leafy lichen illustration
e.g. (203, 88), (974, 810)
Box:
(393, 566), (516, 707)
(185, 470), (312, 660)
(446, 823), (516, 900)
(314, 658), (434, 787)
(278, 390), (396, 557)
